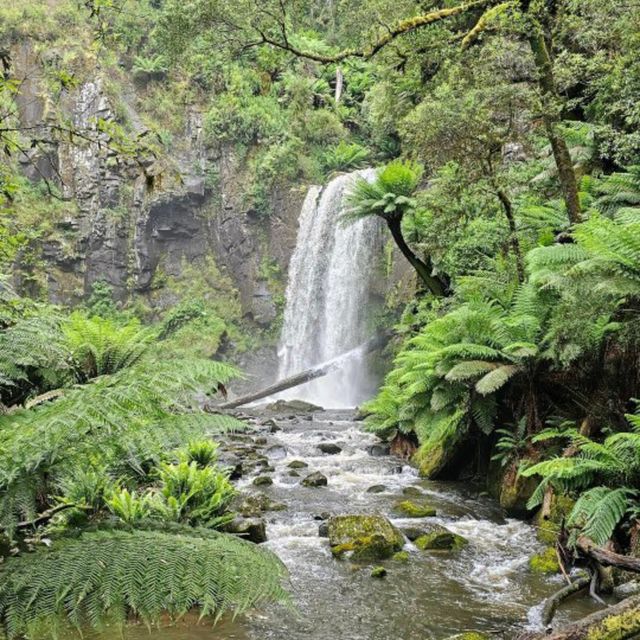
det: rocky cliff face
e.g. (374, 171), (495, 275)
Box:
(11, 42), (304, 327)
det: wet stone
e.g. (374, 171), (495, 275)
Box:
(253, 475), (273, 487)
(266, 445), (287, 459)
(317, 443), (342, 455)
(225, 517), (267, 544)
(366, 485), (388, 494)
(302, 471), (328, 487)
(367, 443), (390, 457)
(288, 460), (308, 469)
(402, 486), (424, 498)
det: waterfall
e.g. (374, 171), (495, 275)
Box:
(277, 169), (384, 408)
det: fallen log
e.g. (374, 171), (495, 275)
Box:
(217, 332), (391, 410)
(541, 575), (591, 626)
(577, 537), (640, 574)
(517, 593), (640, 640)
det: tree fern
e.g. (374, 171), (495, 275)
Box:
(567, 486), (635, 546)
(0, 528), (288, 639)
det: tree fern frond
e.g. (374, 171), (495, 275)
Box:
(0, 529), (288, 638)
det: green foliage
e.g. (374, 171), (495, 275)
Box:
(62, 312), (155, 380)
(0, 527), (288, 638)
(182, 439), (219, 468)
(323, 141), (370, 172)
(343, 160), (422, 225)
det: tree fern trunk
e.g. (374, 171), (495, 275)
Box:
(386, 218), (446, 297)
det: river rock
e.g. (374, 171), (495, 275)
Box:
(302, 471), (328, 487)
(328, 515), (404, 562)
(366, 484), (388, 494)
(234, 493), (286, 517)
(402, 486), (424, 498)
(414, 524), (468, 551)
(255, 436), (268, 445)
(401, 526), (430, 542)
(253, 475), (273, 486)
(318, 522), (329, 537)
(266, 445), (287, 459)
(394, 500), (436, 518)
(225, 517), (267, 543)
(288, 460), (308, 469)
(444, 633), (490, 640)
(367, 443), (390, 457)
(529, 547), (559, 574)
(370, 566), (387, 578)
(317, 443), (342, 455)
(267, 399), (322, 413)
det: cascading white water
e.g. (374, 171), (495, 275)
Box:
(277, 169), (384, 408)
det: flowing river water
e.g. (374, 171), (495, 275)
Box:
(109, 408), (601, 640)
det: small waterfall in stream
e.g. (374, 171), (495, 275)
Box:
(277, 169), (384, 408)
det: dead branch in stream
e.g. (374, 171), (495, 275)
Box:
(541, 575), (590, 627)
(517, 593), (640, 640)
(577, 537), (640, 574)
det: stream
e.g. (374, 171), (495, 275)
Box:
(111, 408), (602, 640)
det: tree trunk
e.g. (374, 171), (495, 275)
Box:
(386, 217), (446, 296)
(527, 28), (582, 225)
(496, 188), (525, 282)
(215, 332), (391, 409)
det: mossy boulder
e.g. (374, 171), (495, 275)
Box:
(498, 461), (538, 516)
(412, 426), (466, 478)
(370, 566), (387, 578)
(288, 460), (308, 469)
(414, 524), (468, 551)
(444, 633), (490, 640)
(529, 547), (560, 574)
(532, 493), (575, 544)
(328, 515), (404, 562)
(392, 550), (410, 563)
(394, 500), (436, 518)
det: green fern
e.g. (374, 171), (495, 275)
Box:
(0, 528), (288, 639)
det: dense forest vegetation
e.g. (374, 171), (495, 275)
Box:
(1, 0), (640, 639)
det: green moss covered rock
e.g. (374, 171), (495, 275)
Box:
(370, 566), (387, 578)
(529, 547), (560, 574)
(392, 550), (410, 562)
(328, 515), (404, 562)
(532, 493), (575, 544)
(414, 525), (468, 551)
(498, 462), (538, 516)
(394, 500), (436, 518)
(444, 632), (491, 640)
(412, 426), (466, 478)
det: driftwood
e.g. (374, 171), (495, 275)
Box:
(577, 537), (640, 574)
(541, 575), (591, 626)
(518, 593), (640, 640)
(217, 332), (391, 410)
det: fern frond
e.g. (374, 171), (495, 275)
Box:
(0, 529), (288, 638)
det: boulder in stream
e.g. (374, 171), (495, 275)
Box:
(367, 443), (390, 457)
(394, 500), (436, 518)
(414, 524), (468, 551)
(253, 475), (273, 487)
(302, 471), (328, 487)
(366, 484), (388, 494)
(328, 515), (404, 562)
(288, 460), (308, 469)
(317, 443), (342, 455)
(224, 517), (267, 543)
(234, 493), (286, 517)
(267, 399), (322, 413)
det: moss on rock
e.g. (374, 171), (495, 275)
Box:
(445, 633), (491, 640)
(529, 547), (560, 574)
(414, 525), (468, 551)
(394, 500), (436, 518)
(370, 566), (387, 578)
(392, 550), (410, 562)
(328, 515), (404, 562)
